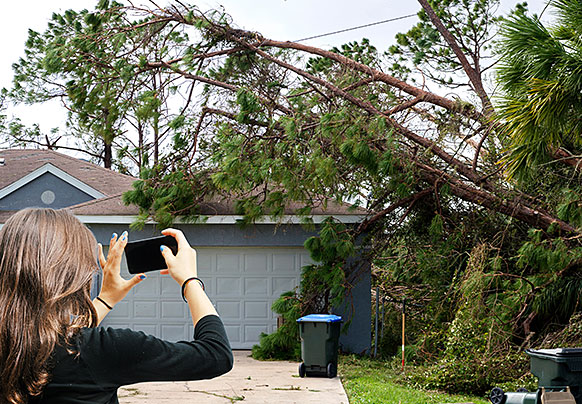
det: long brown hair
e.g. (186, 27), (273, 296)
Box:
(0, 208), (98, 404)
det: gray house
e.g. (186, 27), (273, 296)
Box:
(0, 149), (371, 353)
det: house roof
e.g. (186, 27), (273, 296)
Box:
(68, 192), (366, 217)
(0, 149), (135, 197)
(0, 149), (366, 223)
(67, 193), (137, 215)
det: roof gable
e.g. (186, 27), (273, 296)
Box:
(0, 149), (136, 196)
(0, 171), (99, 211)
(0, 163), (105, 200)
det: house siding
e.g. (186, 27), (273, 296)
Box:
(87, 223), (316, 247)
(0, 172), (94, 210)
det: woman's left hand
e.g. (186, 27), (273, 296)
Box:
(97, 231), (146, 308)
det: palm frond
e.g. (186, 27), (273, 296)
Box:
(494, 0), (582, 180)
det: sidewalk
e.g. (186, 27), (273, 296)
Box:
(118, 350), (349, 403)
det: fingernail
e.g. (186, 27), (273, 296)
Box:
(121, 231), (127, 240)
(160, 245), (165, 252)
(111, 233), (117, 239)
(140, 275), (147, 280)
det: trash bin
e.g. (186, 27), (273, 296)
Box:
(296, 314), (342, 378)
(527, 348), (582, 404)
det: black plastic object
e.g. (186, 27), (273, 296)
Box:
(489, 387), (505, 404)
(297, 314), (342, 378)
(298, 362), (306, 378)
(125, 235), (178, 274)
(527, 348), (582, 404)
(326, 362), (337, 378)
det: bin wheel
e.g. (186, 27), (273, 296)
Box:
(489, 387), (505, 404)
(298, 363), (306, 378)
(326, 362), (337, 378)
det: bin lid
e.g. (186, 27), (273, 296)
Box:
(527, 348), (582, 359)
(296, 314), (342, 323)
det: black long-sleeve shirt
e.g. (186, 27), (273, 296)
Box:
(30, 315), (233, 404)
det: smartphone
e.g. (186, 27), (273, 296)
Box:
(125, 235), (178, 274)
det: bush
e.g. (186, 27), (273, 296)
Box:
(405, 250), (530, 396)
(251, 291), (301, 360)
(405, 301), (529, 395)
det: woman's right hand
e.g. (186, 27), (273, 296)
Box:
(159, 228), (197, 285)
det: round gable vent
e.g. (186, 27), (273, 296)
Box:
(41, 190), (56, 205)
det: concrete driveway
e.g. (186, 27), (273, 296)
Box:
(118, 351), (349, 404)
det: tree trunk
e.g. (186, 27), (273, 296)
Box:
(103, 142), (112, 169)
(417, 0), (493, 115)
(138, 121), (144, 174)
(415, 160), (578, 234)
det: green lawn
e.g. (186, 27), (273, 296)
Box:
(339, 355), (489, 404)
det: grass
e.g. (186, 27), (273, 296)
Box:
(339, 355), (489, 404)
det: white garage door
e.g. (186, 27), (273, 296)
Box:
(101, 247), (312, 349)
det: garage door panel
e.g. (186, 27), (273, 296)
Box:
(161, 277), (180, 296)
(161, 325), (187, 341)
(216, 301), (241, 319)
(203, 278), (214, 296)
(134, 301), (157, 318)
(273, 253), (296, 271)
(133, 324), (158, 336)
(244, 325), (269, 345)
(272, 277), (297, 297)
(107, 301), (131, 319)
(244, 253), (269, 273)
(300, 253), (315, 267)
(134, 279), (159, 296)
(198, 254), (213, 272)
(217, 254), (240, 272)
(216, 277), (241, 296)
(161, 301), (186, 318)
(244, 301), (270, 319)
(224, 325), (241, 343)
(244, 277), (268, 295)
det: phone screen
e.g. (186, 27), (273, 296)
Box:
(124, 235), (178, 274)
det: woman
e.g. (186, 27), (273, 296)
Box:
(0, 208), (233, 404)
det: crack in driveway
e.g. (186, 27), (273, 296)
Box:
(183, 382), (245, 403)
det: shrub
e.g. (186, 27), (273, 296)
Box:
(251, 291), (301, 360)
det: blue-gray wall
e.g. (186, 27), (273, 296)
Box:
(0, 172), (94, 210)
(335, 260), (372, 354)
(87, 223), (316, 247)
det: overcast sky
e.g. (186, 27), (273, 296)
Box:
(1, 0), (550, 135)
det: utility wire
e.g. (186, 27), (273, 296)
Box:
(293, 13), (417, 43)
(206, 13), (418, 61)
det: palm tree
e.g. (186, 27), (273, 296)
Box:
(495, 0), (582, 181)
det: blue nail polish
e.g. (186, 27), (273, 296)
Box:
(160, 245), (165, 252)
(121, 231), (127, 241)
(140, 275), (146, 280)
(111, 233), (117, 239)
